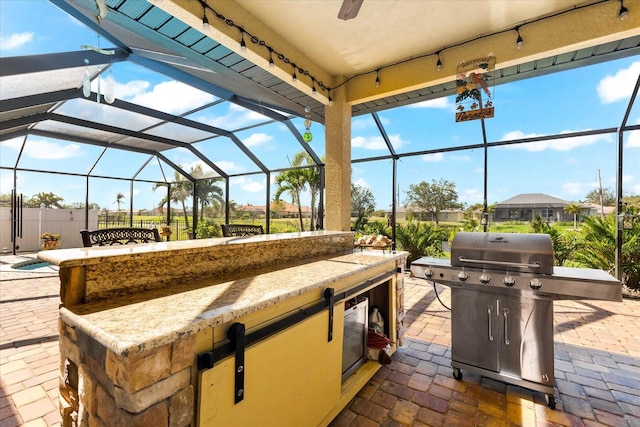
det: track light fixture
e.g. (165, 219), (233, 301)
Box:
(198, 0), (330, 101)
(515, 26), (523, 49)
(619, 0), (629, 20)
(202, 5), (209, 30)
(240, 30), (247, 52)
(328, 90), (333, 106)
(199, 0), (611, 110)
(312, 79), (317, 95)
(268, 48), (275, 69)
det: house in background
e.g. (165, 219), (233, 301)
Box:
(237, 201), (312, 219)
(494, 193), (590, 223)
(388, 206), (465, 223)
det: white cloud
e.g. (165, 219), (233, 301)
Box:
(242, 180), (264, 193)
(562, 181), (596, 195)
(501, 130), (612, 152)
(627, 126), (640, 148)
(422, 153), (444, 162)
(129, 80), (215, 115)
(597, 61), (640, 104)
(0, 32), (34, 50)
(197, 103), (269, 130)
(216, 160), (243, 174)
(352, 134), (407, 150)
(408, 98), (452, 109)
(353, 178), (369, 188)
(352, 118), (372, 131)
(460, 188), (483, 204)
(110, 79), (150, 99)
(2, 137), (82, 159)
(243, 133), (273, 147)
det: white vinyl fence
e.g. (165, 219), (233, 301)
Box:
(0, 207), (99, 253)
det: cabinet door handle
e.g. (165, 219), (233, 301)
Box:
(503, 308), (510, 345)
(487, 306), (493, 341)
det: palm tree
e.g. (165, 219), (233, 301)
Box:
(274, 150), (323, 232)
(274, 170), (306, 231)
(395, 217), (448, 266)
(290, 151), (323, 230)
(153, 171), (193, 230)
(28, 192), (64, 208)
(113, 192), (125, 212)
(571, 214), (617, 273)
(191, 164), (224, 220)
(564, 202), (583, 230)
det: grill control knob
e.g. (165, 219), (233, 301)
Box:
(423, 269), (434, 279)
(529, 279), (543, 290)
(479, 274), (491, 284)
(503, 276), (516, 287)
(457, 271), (469, 282)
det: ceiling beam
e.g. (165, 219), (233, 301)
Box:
(0, 49), (128, 77)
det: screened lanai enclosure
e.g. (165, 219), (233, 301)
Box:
(1, 1), (640, 264)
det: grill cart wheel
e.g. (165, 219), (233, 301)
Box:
(453, 368), (462, 380)
(546, 394), (556, 409)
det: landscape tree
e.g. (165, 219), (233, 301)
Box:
(153, 171), (193, 230)
(585, 187), (616, 206)
(351, 183), (376, 218)
(274, 151), (322, 232)
(289, 151), (322, 230)
(351, 183), (376, 231)
(274, 168), (307, 231)
(28, 192), (64, 208)
(191, 164), (224, 220)
(564, 202), (584, 230)
(404, 178), (461, 226)
(113, 192), (125, 211)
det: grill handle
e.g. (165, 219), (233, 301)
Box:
(458, 257), (542, 270)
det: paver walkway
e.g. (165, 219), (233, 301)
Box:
(0, 256), (61, 427)
(1, 254), (639, 426)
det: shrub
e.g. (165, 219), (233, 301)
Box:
(195, 218), (222, 238)
(395, 218), (448, 266)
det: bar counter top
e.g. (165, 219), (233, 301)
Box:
(58, 248), (405, 356)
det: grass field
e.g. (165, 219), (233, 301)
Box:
(120, 214), (577, 239)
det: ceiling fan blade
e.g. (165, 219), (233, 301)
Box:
(338, 0), (364, 20)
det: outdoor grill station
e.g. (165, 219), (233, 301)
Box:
(410, 232), (621, 409)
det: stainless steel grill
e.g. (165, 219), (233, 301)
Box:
(410, 232), (621, 408)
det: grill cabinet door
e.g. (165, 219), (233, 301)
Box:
(451, 288), (498, 371)
(497, 295), (554, 386)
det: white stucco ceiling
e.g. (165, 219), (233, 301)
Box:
(233, 0), (598, 76)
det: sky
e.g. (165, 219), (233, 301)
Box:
(1, 0), (639, 212)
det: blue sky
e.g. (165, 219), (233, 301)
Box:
(1, 0), (639, 212)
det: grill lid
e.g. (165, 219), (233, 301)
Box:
(451, 232), (554, 275)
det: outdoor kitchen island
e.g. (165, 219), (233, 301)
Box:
(38, 231), (407, 427)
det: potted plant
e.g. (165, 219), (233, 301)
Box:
(41, 232), (61, 250)
(159, 224), (172, 237)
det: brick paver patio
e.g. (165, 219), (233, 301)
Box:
(1, 255), (639, 426)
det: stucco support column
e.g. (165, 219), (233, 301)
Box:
(324, 95), (352, 231)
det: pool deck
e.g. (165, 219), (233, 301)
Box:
(1, 253), (640, 426)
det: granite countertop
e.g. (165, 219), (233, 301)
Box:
(38, 230), (351, 267)
(60, 250), (406, 356)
